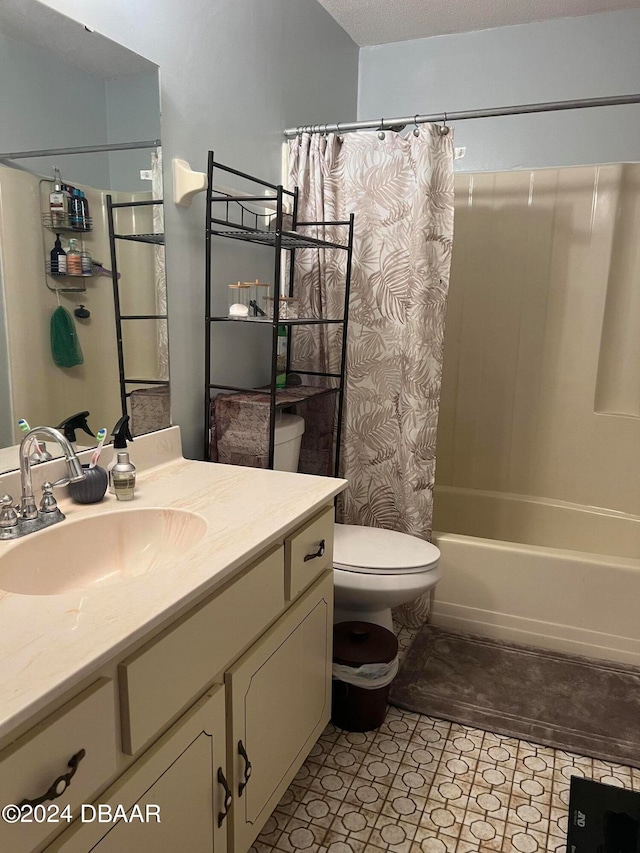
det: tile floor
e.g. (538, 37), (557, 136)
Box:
(251, 625), (640, 853)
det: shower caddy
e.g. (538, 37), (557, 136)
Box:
(204, 152), (354, 473)
(42, 181), (94, 294)
(105, 195), (169, 419)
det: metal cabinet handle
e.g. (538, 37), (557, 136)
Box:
(303, 539), (325, 562)
(217, 767), (232, 827)
(237, 740), (252, 797)
(18, 749), (86, 809)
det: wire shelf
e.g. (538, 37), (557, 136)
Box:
(45, 262), (94, 279)
(42, 213), (92, 232)
(113, 232), (165, 245)
(208, 227), (348, 250)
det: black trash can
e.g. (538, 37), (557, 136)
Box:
(331, 621), (399, 732)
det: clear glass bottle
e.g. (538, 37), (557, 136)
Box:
(66, 238), (82, 275)
(228, 281), (252, 317)
(49, 167), (68, 227)
(111, 451), (136, 501)
(80, 243), (92, 276)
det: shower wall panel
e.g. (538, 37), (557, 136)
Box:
(0, 165), (157, 446)
(436, 164), (640, 516)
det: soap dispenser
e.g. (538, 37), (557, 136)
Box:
(56, 411), (95, 451)
(108, 415), (134, 495)
(50, 234), (67, 276)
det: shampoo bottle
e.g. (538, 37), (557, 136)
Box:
(108, 415), (134, 495)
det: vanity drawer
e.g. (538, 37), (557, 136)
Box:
(285, 505), (334, 600)
(0, 678), (117, 853)
(119, 544), (285, 755)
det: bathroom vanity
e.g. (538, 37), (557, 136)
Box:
(0, 427), (346, 852)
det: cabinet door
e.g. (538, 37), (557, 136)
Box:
(226, 571), (333, 852)
(47, 687), (228, 853)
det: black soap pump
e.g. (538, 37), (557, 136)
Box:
(50, 234), (67, 276)
(108, 415), (134, 495)
(56, 411), (95, 451)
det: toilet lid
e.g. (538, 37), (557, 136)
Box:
(333, 524), (440, 575)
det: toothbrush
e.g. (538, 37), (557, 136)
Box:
(18, 419), (47, 461)
(89, 428), (107, 468)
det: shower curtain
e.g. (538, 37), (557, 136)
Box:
(288, 125), (454, 627)
(152, 148), (169, 382)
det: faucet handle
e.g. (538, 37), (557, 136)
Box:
(39, 483), (60, 514)
(0, 495), (19, 528)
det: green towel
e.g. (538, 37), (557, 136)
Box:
(50, 306), (84, 368)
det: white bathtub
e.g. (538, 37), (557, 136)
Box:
(431, 486), (640, 665)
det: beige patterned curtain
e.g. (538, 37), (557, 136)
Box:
(151, 148), (169, 382)
(288, 126), (454, 626)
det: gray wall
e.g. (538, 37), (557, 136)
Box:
(0, 31), (111, 186)
(39, 0), (359, 459)
(0, 31), (160, 188)
(106, 72), (161, 191)
(358, 9), (640, 172)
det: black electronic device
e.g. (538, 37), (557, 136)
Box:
(567, 777), (640, 853)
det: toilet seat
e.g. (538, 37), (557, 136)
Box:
(333, 524), (440, 575)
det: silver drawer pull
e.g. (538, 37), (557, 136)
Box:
(303, 539), (325, 562)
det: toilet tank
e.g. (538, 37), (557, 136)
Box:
(273, 414), (305, 472)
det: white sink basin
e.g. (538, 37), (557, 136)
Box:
(0, 508), (207, 596)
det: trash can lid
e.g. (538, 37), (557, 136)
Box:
(333, 621), (398, 667)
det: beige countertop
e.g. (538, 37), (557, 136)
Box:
(0, 427), (346, 740)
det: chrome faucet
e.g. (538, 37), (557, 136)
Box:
(0, 426), (85, 540)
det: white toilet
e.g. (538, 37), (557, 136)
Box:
(272, 424), (441, 631)
(332, 524), (441, 631)
(273, 413), (305, 472)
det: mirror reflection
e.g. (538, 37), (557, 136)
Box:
(0, 0), (168, 474)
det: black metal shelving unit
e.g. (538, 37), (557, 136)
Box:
(106, 195), (169, 418)
(205, 152), (354, 475)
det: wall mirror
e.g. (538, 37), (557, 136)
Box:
(0, 0), (167, 474)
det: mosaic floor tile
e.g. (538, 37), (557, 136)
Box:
(252, 623), (638, 853)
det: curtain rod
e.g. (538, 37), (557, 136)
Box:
(0, 139), (161, 160)
(284, 94), (640, 137)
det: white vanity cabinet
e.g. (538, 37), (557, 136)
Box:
(2, 502), (335, 853)
(226, 571), (332, 852)
(50, 687), (228, 853)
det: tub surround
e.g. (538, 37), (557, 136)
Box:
(431, 530), (640, 666)
(0, 426), (346, 741)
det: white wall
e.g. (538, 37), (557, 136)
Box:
(39, 0), (359, 459)
(358, 10), (640, 172)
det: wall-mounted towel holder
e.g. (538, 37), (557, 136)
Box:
(172, 158), (207, 207)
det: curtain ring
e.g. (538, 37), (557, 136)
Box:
(413, 114), (420, 137)
(336, 122), (344, 144)
(439, 112), (450, 136)
(378, 117), (385, 140)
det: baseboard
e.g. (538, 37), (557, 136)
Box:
(430, 601), (640, 666)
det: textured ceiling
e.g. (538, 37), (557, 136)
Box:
(316, 0), (640, 45)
